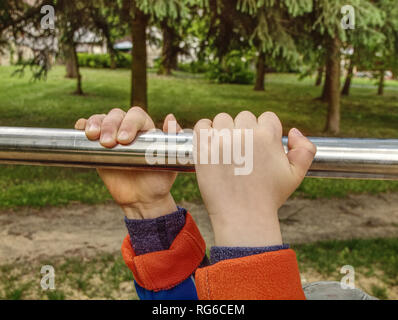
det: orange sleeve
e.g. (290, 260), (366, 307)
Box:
(195, 248), (306, 300)
(121, 212), (206, 292)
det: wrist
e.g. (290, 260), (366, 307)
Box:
(121, 193), (178, 220)
(210, 208), (283, 247)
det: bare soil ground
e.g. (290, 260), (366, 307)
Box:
(1, 193), (397, 264)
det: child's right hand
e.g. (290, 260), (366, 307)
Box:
(74, 107), (181, 220)
(193, 111), (316, 247)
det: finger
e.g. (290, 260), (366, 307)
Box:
(286, 128), (317, 180)
(258, 111), (283, 139)
(116, 106), (155, 145)
(193, 119), (212, 165)
(194, 118), (212, 132)
(74, 118), (87, 130)
(163, 114), (183, 133)
(212, 112), (234, 130)
(234, 110), (257, 128)
(100, 108), (126, 147)
(85, 114), (106, 140)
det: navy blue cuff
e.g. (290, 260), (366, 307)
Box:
(210, 244), (290, 264)
(124, 206), (186, 255)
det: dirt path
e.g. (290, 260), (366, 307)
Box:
(1, 193), (398, 265)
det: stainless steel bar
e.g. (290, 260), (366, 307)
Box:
(0, 126), (397, 180)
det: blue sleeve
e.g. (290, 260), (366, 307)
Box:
(134, 277), (198, 300)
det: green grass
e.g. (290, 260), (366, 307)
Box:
(1, 66), (397, 135)
(0, 238), (396, 299)
(295, 178), (398, 199)
(294, 238), (398, 299)
(46, 290), (66, 300)
(370, 285), (389, 300)
(0, 66), (397, 209)
(0, 253), (137, 300)
(0, 166), (112, 208)
(294, 238), (398, 285)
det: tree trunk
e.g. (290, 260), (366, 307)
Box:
(341, 59), (354, 96)
(110, 50), (116, 69)
(254, 51), (266, 91)
(73, 43), (83, 95)
(130, 9), (148, 110)
(377, 70), (384, 95)
(321, 67), (331, 101)
(17, 50), (23, 64)
(75, 72), (83, 95)
(315, 66), (323, 86)
(65, 43), (78, 79)
(158, 21), (178, 76)
(324, 37), (341, 134)
(170, 53), (178, 70)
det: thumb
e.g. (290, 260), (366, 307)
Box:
(163, 114), (183, 133)
(74, 118), (87, 130)
(286, 128), (317, 180)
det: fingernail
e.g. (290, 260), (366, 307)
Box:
(88, 124), (99, 133)
(101, 134), (113, 144)
(291, 128), (303, 136)
(117, 131), (129, 141)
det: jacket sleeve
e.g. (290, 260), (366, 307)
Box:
(121, 210), (305, 300)
(121, 212), (206, 300)
(194, 248), (306, 300)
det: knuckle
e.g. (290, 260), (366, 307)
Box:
(88, 114), (99, 122)
(130, 106), (146, 114)
(110, 107), (124, 114)
(88, 114), (104, 124)
(119, 122), (133, 132)
(236, 110), (255, 120)
(301, 140), (317, 157)
(303, 148), (316, 163)
(194, 119), (211, 129)
(103, 112), (119, 124)
(193, 123), (202, 133)
(260, 112), (282, 135)
(214, 112), (230, 121)
(308, 142), (317, 155)
(263, 111), (277, 118)
(101, 122), (116, 132)
(261, 111), (281, 124)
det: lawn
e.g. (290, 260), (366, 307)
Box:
(0, 66), (397, 300)
(0, 65), (397, 208)
(1, 238), (396, 300)
(1, 66), (397, 136)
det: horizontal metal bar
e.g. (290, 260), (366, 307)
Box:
(0, 126), (398, 180)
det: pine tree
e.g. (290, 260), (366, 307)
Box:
(308, 0), (383, 134)
(238, 0), (313, 91)
(206, 0), (312, 91)
(123, 0), (203, 109)
(371, 0), (398, 95)
(57, 0), (116, 95)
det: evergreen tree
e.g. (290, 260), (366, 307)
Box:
(371, 0), (398, 95)
(238, 0), (313, 91)
(308, 0), (382, 134)
(122, 0), (203, 109)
